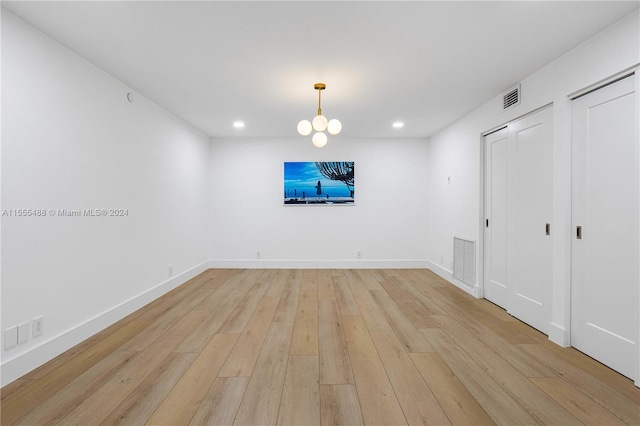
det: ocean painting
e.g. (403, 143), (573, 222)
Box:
(284, 162), (355, 205)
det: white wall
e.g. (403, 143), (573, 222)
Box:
(1, 11), (211, 386)
(209, 137), (429, 268)
(426, 10), (639, 345)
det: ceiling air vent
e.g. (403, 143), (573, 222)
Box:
(503, 84), (521, 111)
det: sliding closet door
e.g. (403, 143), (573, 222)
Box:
(484, 128), (509, 308)
(506, 108), (553, 334)
(571, 73), (638, 380)
(484, 106), (553, 334)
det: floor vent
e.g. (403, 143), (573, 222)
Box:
(503, 84), (521, 110)
(453, 237), (475, 287)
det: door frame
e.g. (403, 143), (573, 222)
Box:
(633, 70), (640, 388)
(636, 70), (639, 388)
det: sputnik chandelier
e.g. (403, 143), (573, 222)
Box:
(297, 83), (342, 148)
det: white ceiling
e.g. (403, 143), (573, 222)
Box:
(3, 1), (638, 139)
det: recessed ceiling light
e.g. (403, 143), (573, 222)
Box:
(392, 122), (404, 128)
(233, 121), (245, 128)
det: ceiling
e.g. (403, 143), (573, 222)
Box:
(3, 1), (638, 139)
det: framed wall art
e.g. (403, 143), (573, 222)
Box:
(284, 161), (354, 205)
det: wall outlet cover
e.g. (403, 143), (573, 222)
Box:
(33, 317), (44, 338)
(4, 327), (17, 350)
(17, 323), (29, 345)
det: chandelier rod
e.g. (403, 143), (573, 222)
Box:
(314, 83), (325, 116)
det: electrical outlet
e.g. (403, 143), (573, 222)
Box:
(17, 323), (29, 345)
(4, 327), (17, 350)
(440, 255), (444, 265)
(169, 265), (173, 277)
(256, 251), (261, 259)
(357, 251), (362, 259)
(33, 317), (44, 338)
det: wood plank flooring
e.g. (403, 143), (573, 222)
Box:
(2, 269), (639, 425)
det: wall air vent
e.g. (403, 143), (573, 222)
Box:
(503, 84), (521, 111)
(453, 237), (475, 287)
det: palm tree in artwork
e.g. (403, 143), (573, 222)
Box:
(315, 162), (354, 197)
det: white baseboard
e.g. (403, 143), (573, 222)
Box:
(0, 260), (209, 387)
(548, 322), (570, 347)
(208, 259), (430, 269)
(426, 259), (480, 298)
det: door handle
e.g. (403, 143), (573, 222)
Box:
(576, 226), (582, 239)
(545, 223), (551, 235)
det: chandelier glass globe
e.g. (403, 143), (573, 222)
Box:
(327, 119), (342, 135)
(312, 115), (328, 132)
(312, 132), (328, 148)
(297, 120), (312, 136)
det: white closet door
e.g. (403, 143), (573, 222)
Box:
(484, 128), (509, 308)
(571, 74), (638, 380)
(484, 107), (553, 334)
(507, 108), (553, 334)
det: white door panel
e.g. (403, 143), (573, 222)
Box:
(485, 128), (509, 308)
(508, 109), (553, 334)
(572, 74), (638, 380)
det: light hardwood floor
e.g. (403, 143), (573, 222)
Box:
(2, 269), (639, 425)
